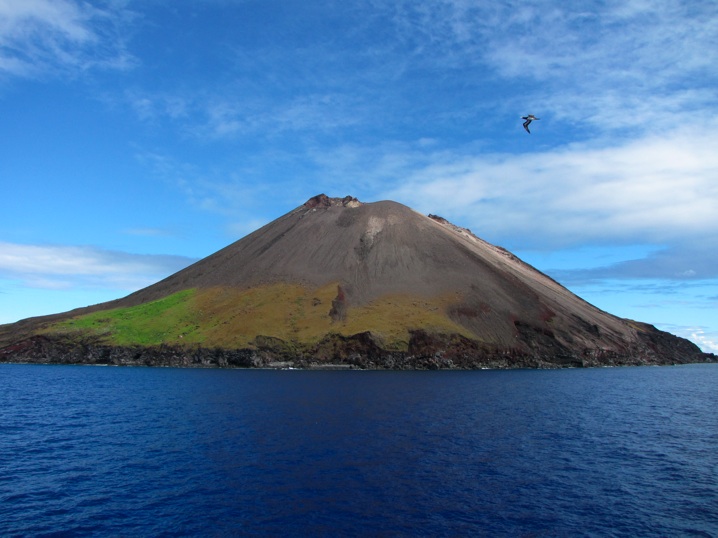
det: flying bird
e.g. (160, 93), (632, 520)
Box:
(522, 115), (539, 134)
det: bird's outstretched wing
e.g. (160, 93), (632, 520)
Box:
(521, 115), (539, 134)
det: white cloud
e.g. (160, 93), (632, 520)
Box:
(0, 242), (195, 291)
(0, 0), (134, 78)
(0, 0), (93, 41)
(660, 325), (718, 354)
(377, 124), (718, 248)
(689, 328), (718, 353)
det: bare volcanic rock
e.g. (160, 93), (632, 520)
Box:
(0, 195), (714, 369)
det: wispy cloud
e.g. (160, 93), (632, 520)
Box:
(382, 0), (718, 133)
(122, 227), (177, 238)
(203, 91), (367, 139)
(480, 0), (718, 81)
(688, 328), (718, 353)
(0, 242), (195, 291)
(377, 124), (718, 248)
(0, 0), (135, 78)
(113, 1), (718, 148)
(123, 88), (190, 123)
(550, 241), (718, 284)
(122, 83), (371, 141)
(656, 324), (718, 354)
(135, 151), (303, 236)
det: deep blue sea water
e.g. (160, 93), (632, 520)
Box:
(1, 363), (717, 537)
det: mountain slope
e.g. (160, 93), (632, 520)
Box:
(0, 195), (712, 368)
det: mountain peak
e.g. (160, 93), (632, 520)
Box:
(1, 195), (712, 369)
(304, 194), (362, 209)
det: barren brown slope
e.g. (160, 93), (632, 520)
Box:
(0, 194), (711, 367)
(111, 193), (640, 348)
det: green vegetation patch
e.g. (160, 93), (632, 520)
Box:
(46, 289), (200, 346)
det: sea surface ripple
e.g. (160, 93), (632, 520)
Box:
(1, 364), (717, 536)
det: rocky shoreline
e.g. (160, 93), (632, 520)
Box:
(2, 330), (714, 370)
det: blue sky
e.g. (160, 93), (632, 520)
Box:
(1, 0), (717, 352)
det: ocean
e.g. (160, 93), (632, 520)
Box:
(1, 363), (716, 536)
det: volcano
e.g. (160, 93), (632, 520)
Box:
(0, 194), (712, 369)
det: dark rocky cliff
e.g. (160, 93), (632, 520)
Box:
(2, 325), (713, 369)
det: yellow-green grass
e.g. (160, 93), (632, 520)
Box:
(44, 283), (473, 350)
(335, 294), (473, 350)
